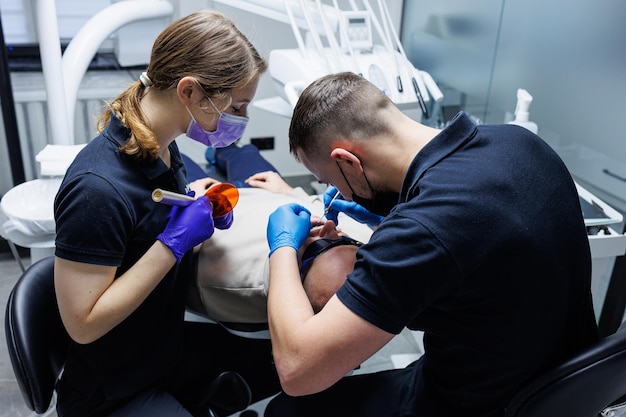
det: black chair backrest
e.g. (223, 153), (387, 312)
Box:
(5, 256), (71, 414)
(504, 322), (626, 417)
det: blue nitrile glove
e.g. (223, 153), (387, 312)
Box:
(213, 210), (234, 230)
(330, 199), (383, 227)
(322, 186), (341, 225)
(324, 186), (383, 227)
(267, 203), (311, 257)
(157, 196), (215, 263)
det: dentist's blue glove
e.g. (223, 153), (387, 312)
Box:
(267, 203), (311, 257)
(322, 186), (341, 225)
(158, 196), (215, 263)
(323, 186), (383, 227)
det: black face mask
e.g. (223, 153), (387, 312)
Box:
(337, 162), (399, 217)
(352, 190), (400, 217)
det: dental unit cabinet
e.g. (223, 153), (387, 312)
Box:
(214, 0), (443, 119)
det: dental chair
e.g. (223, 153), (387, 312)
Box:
(4, 256), (251, 416)
(5, 256), (68, 415)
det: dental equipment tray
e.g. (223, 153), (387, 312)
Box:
(576, 182), (623, 234)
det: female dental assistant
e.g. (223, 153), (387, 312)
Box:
(53, 9), (280, 417)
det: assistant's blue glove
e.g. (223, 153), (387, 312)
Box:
(267, 203), (311, 257)
(157, 196), (215, 263)
(323, 186), (383, 227)
(213, 210), (234, 230)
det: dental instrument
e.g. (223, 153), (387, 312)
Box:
(322, 189), (341, 221)
(152, 183), (240, 217)
(152, 189), (196, 206)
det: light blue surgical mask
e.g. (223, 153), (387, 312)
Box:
(185, 97), (248, 148)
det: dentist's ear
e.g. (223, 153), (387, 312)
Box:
(330, 148), (364, 174)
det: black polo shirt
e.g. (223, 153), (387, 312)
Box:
(337, 112), (598, 416)
(55, 114), (193, 401)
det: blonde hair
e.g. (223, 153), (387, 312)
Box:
(97, 9), (267, 160)
(289, 72), (392, 161)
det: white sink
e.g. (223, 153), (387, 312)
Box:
(0, 178), (62, 247)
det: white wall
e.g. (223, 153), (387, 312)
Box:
(401, 0), (626, 214)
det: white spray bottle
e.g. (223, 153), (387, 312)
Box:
(508, 88), (538, 134)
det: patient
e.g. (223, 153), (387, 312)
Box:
(183, 144), (374, 324)
(298, 222), (364, 313)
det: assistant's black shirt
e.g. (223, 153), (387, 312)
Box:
(55, 114), (193, 402)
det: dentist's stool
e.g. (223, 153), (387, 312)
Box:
(4, 256), (69, 415)
(504, 320), (626, 417)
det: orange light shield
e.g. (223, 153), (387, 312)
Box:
(205, 183), (239, 217)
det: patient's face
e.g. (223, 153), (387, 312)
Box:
(299, 218), (361, 312)
(298, 217), (355, 268)
(299, 217), (347, 254)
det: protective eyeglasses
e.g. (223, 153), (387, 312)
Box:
(299, 236), (363, 278)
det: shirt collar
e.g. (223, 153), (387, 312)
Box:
(401, 111), (478, 201)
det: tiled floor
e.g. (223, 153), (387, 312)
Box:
(0, 195), (423, 417)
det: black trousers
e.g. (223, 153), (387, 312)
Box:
(264, 359), (425, 417)
(57, 322), (281, 417)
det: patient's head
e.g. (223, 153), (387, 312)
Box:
(300, 219), (363, 313)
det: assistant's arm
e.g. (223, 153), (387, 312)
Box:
(55, 196), (216, 344)
(55, 241), (177, 344)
